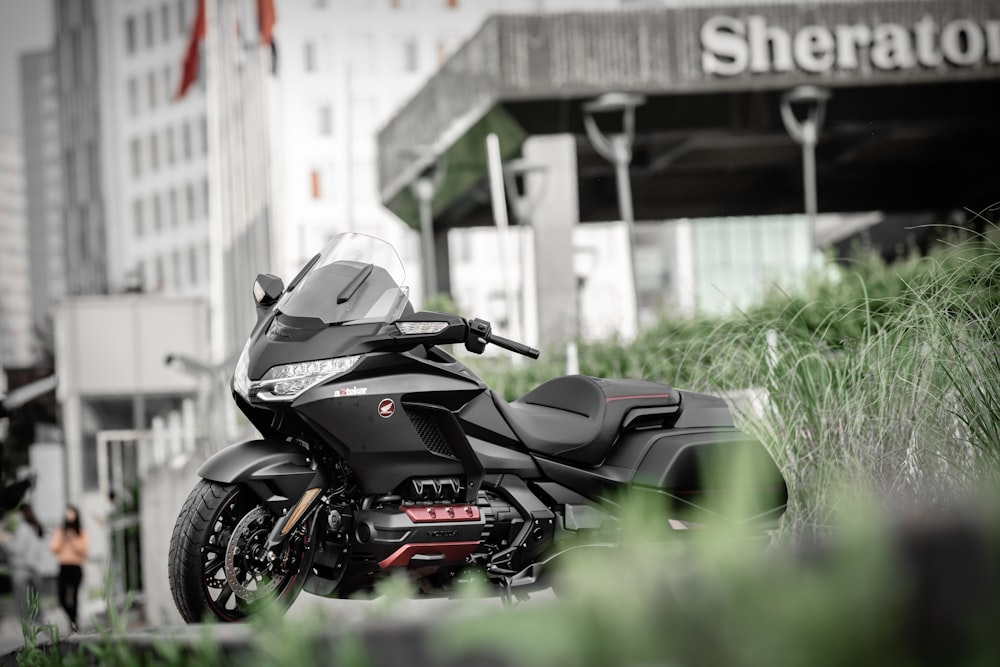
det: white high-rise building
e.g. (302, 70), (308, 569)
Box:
(92, 0), (211, 298)
(85, 0), (275, 358)
(0, 134), (34, 368)
(271, 0), (624, 296)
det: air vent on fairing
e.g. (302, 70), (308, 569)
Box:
(405, 408), (459, 460)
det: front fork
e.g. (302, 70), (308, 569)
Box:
(264, 469), (329, 556)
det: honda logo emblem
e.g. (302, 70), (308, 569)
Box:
(378, 398), (395, 419)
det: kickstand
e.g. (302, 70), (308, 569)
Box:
(498, 577), (513, 606)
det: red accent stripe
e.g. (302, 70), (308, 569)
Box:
(605, 393), (673, 402)
(378, 541), (479, 570)
(404, 505), (480, 523)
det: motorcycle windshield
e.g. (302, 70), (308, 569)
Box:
(276, 233), (410, 325)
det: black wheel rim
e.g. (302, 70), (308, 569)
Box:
(201, 487), (295, 621)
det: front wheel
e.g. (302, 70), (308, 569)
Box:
(168, 479), (307, 623)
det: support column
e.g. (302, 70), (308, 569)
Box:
(64, 393), (84, 503)
(433, 226), (452, 300)
(523, 135), (579, 352)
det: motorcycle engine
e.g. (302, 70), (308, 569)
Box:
(345, 488), (529, 573)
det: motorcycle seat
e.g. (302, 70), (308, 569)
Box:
(493, 376), (680, 466)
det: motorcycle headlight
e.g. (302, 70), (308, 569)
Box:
(233, 339), (252, 400)
(250, 355), (362, 402)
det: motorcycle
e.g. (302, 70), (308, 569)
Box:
(168, 232), (787, 622)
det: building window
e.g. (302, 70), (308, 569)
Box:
(185, 183), (195, 220)
(188, 245), (198, 283)
(87, 141), (99, 194)
(127, 77), (139, 116)
(163, 65), (173, 103)
(172, 250), (182, 288)
(310, 169), (321, 199)
(304, 42), (316, 72)
(129, 138), (142, 177)
(132, 199), (144, 238)
(177, 0), (186, 35)
(166, 127), (176, 164)
(70, 29), (82, 85)
(182, 122), (192, 160)
(145, 9), (155, 49)
(152, 194), (163, 231)
(149, 133), (159, 172)
(161, 4), (171, 42)
(403, 38), (418, 73)
(201, 178), (209, 216)
(155, 255), (165, 290)
(64, 149), (77, 203)
(199, 115), (208, 154)
(125, 16), (137, 54)
(79, 206), (91, 262)
(169, 188), (178, 225)
(318, 103), (333, 135)
(148, 71), (158, 109)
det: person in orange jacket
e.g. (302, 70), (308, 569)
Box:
(49, 505), (88, 632)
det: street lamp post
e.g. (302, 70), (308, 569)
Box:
(503, 157), (547, 345)
(780, 85), (831, 251)
(582, 92), (645, 334)
(164, 353), (231, 454)
(403, 148), (447, 303)
(411, 176), (438, 299)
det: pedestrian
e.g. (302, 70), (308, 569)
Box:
(49, 505), (88, 632)
(1, 504), (47, 622)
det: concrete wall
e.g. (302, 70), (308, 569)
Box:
(139, 456), (201, 626)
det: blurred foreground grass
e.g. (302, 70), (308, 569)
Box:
(13, 490), (1000, 667)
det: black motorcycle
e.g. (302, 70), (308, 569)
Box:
(168, 232), (787, 622)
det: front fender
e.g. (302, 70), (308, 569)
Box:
(198, 439), (317, 514)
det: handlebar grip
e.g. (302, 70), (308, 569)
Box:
(489, 333), (540, 359)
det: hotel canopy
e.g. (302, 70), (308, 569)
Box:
(378, 0), (999, 239)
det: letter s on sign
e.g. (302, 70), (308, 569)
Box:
(702, 15), (749, 76)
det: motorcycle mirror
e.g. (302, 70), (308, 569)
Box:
(253, 273), (285, 307)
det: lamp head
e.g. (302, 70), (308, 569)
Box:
(781, 85), (831, 107)
(583, 92), (646, 115)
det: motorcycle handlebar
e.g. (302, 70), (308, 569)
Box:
(489, 333), (540, 359)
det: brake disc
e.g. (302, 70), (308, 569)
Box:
(224, 505), (286, 601)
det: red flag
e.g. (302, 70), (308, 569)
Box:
(257, 0), (276, 45)
(174, 0), (206, 100)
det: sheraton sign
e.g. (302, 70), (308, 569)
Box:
(701, 14), (1000, 76)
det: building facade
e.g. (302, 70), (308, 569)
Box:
(76, 0), (274, 359)
(0, 135), (34, 369)
(54, 0), (108, 296)
(20, 49), (65, 343)
(89, 0), (211, 298)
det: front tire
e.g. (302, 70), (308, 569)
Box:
(168, 479), (306, 623)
